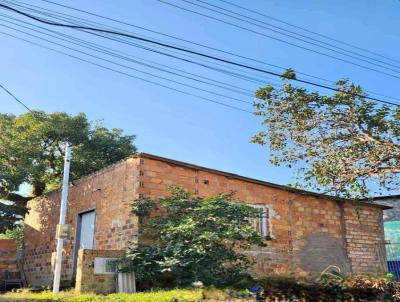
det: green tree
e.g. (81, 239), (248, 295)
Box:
(0, 111), (136, 231)
(126, 188), (264, 289)
(252, 72), (400, 198)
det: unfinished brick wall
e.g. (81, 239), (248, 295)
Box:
(23, 157), (140, 287)
(288, 194), (351, 276)
(0, 239), (18, 289)
(22, 153), (388, 288)
(343, 204), (386, 273)
(136, 154), (387, 277)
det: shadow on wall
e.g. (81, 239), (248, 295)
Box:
(299, 232), (351, 275)
(23, 193), (73, 286)
(24, 194), (58, 249)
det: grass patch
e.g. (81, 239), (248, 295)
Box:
(0, 289), (202, 302)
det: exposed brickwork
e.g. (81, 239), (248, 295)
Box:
(136, 155), (387, 277)
(22, 153), (388, 290)
(0, 239), (18, 289)
(343, 204), (386, 273)
(23, 158), (140, 287)
(75, 249), (123, 294)
(288, 195), (351, 276)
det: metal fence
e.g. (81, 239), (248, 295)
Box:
(386, 242), (400, 280)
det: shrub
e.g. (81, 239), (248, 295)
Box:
(125, 188), (265, 289)
(259, 275), (400, 302)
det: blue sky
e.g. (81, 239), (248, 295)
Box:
(1, 0), (399, 194)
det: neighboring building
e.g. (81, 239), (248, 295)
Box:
(369, 195), (400, 224)
(363, 195), (400, 250)
(22, 153), (390, 293)
(366, 195), (400, 278)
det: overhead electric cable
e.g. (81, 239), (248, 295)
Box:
(7, 0), (400, 102)
(217, 0), (400, 65)
(193, 0), (400, 71)
(0, 30), (252, 113)
(0, 13), (256, 96)
(0, 2), (398, 106)
(4, 0), (283, 84)
(7, 0), (339, 83)
(156, 0), (400, 79)
(0, 21), (253, 105)
(0, 83), (32, 111)
(1, 1), (286, 87)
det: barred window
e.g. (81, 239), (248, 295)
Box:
(250, 205), (270, 238)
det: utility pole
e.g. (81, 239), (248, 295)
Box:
(52, 143), (72, 294)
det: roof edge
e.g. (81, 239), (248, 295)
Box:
(31, 152), (391, 210)
(361, 195), (400, 201)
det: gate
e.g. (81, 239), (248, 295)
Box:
(386, 242), (400, 280)
(384, 221), (400, 280)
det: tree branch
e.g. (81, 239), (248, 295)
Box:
(0, 192), (34, 204)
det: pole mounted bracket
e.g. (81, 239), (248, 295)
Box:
(56, 224), (70, 239)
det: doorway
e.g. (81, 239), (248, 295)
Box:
(77, 210), (96, 249)
(72, 209), (96, 283)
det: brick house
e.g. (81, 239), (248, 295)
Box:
(22, 153), (389, 292)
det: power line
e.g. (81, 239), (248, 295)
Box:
(0, 30), (252, 113)
(1, 2), (399, 107)
(0, 13), (256, 96)
(194, 0), (400, 71)
(10, 0), (337, 83)
(217, 0), (400, 65)
(1, 9), (285, 100)
(7, 9), (344, 108)
(0, 83), (32, 111)
(42, 11), (280, 88)
(84, 29), (280, 87)
(8, 0), (400, 102)
(0, 2), (290, 83)
(0, 18), (253, 105)
(73, 29), (283, 87)
(5, 0), (285, 84)
(157, 0), (400, 80)
(39, 19), (339, 98)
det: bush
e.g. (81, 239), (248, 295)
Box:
(259, 275), (400, 302)
(126, 188), (265, 289)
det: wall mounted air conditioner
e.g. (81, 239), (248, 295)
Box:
(94, 257), (118, 275)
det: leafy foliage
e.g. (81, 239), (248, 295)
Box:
(0, 111), (136, 231)
(259, 275), (400, 301)
(125, 188), (264, 288)
(253, 72), (400, 197)
(0, 224), (24, 249)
